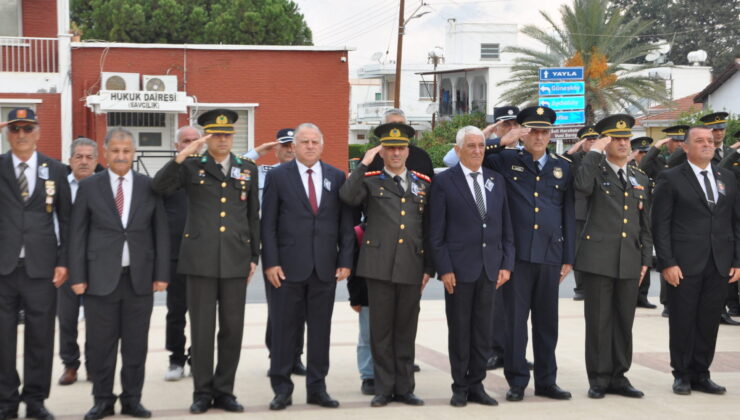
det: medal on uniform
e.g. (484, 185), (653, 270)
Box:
(553, 167), (563, 179)
(38, 164), (49, 180)
(629, 176), (638, 187)
(44, 180), (55, 213)
(485, 178), (494, 191)
(411, 182), (420, 195)
(231, 167), (242, 179)
(323, 178), (331, 192)
(198, 169), (205, 177)
(241, 189), (247, 201)
(718, 180), (726, 195)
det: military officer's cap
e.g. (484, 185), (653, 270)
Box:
(275, 128), (295, 144)
(197, 109), (238, 134)
(595, 114), (635, 138)
(662, 124), (689, 141)
(630, 136), (652, 152)
(577, 125), (599, 140)
(374, 122), (415, 146)
(699, 112), (729, 130)
(494, 106), (520, 122)
(516, 106), (556, 128)
(7, 107), (38, 125)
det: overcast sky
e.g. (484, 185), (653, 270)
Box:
(294, 0), (573, 74)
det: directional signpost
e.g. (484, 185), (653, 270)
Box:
(538, 66), (585, 150)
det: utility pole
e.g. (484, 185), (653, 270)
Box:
(393, 0), (405, 109)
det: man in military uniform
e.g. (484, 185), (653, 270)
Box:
(574, 115), (652, 399)
(152, 109), (260, 414)
(566, 126), (599, 301)
(340, 123), (434, 408)
(718, 129), (740, 323)
(628, 136), (657, 309)
(482, 106), (575, 402)
(700, 112), (731, 164)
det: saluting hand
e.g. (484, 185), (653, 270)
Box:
(662, 265), (683, 287)
(361, 145), (382, 167)
(567, 138), (585, 155)
(500, 127), (530, 147)
(265, 265), (286, 288)
(0, 121), (7, 130)
(441, 272), (456, 294)
(153, 281), (168, 292)
(482, 120), (503, 138)
(559, 264), (572, 283)
(728, 267), (740, 283)
(175, 134), (211, 163)
(654, 138), (671, 148)
(53, 266), (68, 288)
(729, 142), (740, 150)
(496, 269), (511, 289)
(590, 136), (611, 153)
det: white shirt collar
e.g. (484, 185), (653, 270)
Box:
(605, 159), (628, 176)
(108, 168), (133, 183)
(459, 163), (482, 177)
(296, 159), (321, 174)
(384, 167), (407, 180)
(12, 151), (37, 170)
(687, 160), (712, 175)
(67, 172), (77, 184)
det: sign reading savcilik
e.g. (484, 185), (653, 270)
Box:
(86, 90), (192, 113)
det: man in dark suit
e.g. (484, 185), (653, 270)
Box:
(652, 125), (740, 396)
(574, 115), (652, 399)
(482, 106), (575, 402)
(0, 108), (71, 420)
(430, 126), (515, 407)
(152, 109), (260, 414)
(340, 122), (433, 408)
(262, 123), (354, 410)
(69, 128), (169, 420)
(57, 137), (99, 386)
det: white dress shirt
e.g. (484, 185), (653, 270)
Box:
(688, 160), (718, 203)
(68, 172), (80, 203)
(460, 163), (487, 211)
(384, 168), (408, 192)
(109, 169), (133, 267)
(605, 159), (628, 181)
(13, 152), (38, 258)
(296, 160), (322, 205)
(216, 156), (231, 176)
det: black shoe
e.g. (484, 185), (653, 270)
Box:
(534, 384), (572, 400)
(720, 313), (740, 325)
(393, 393), (424, 406)
(672, 378), (691, 395)
(213, 396), (244, 413)
(25, 404), (53, 420)
(450, 391), (467, 407)
(662, 307), (670, 318)
(636, 298), (657, 309)
(307, 391), (339, 408)
(728, 307), (740, 316)
(527, 360), (534, 370)
(588, 386), (605, 399)
(505, 386), (524, 402)
(607, 385), (644, 398)
(189, 399), (212, 414)
(292, 360), (307, 376)
(121, 402), (151, 418)
(361, 379), (375, 395)
(371, 395), (392, 407)
(83, 403), (114, 420)
(413, 364), (421, 372)
(485, 355), (504, 370)
(468, 390), (498, 406)
(0, 406), (18, 420)
(269, 394), (292, 411)
(573, 290), (585, 301)
(691, 378), (726, 395)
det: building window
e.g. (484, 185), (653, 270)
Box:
(480, 43), (500, 60)
(357, 134), (365, 140)
(374, 92), (382, 101)
(194, 108), (252, 154)
(419, 81), (434, 99)
(108, 112), (167, 127)
(0, 0), (22, 37)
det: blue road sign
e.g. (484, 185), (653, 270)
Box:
(539, 82), (585, 96)
(539, 96), (585, 111)
(555, 110), (586, 126)
(539, 67), (584, 81)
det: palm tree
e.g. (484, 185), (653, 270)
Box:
(498, 0), (669, 124)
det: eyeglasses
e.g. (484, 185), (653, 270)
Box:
(8, 125), (36, 133)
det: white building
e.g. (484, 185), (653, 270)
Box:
(694, 59), (740, 113)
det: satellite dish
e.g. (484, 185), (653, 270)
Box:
(105, 75), (126, 90)
(371, 52), (384, 63)
(645, 52), (660, 62)
(145, 77), (166, 91)
(687, 49), (708, 65)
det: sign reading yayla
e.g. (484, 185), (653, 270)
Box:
(539, 67), (584, 81)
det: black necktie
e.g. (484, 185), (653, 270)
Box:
(17, 162), (29, 202)
(393, 175), (404, 194)
(716, 148), (723, 161)
(701, 170), (716, 209)
(617, 169), (627, 189)
(470, 172), (486, 219)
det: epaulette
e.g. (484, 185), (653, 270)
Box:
(364, 171), (382, 177)
(411, 171), (431, 183)
(188, 154), (201, 158)
(553, 152), (572, 163)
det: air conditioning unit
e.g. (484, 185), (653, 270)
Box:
(102, 72), (140, 91)
(143, 75), (178, 92)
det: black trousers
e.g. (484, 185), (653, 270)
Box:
(660, 273), (669, 307)
(574, 220), (585, 293)
(85, 270), (153, 405)
(446, 271), (494, 394)
(582, 273), (638, 389)
(57, 282), (88, 370)
(264, 278), (304, 364)
(726, 282), (740, 312)
(165, 261), (189, 367)
(668, 259), (727, 381)
(637, 270), (651, 301)
(502, 260), (560, 388)
(0, 263), (56, 409)
(366, 278), (421, 396)
(269, 271), (335, 396)
(490, 286), (505, 359)
(187, 276), (247, 402)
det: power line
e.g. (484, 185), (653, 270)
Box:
(312, 0), (396, 38)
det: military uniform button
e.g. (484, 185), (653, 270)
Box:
(555, 185), (559, 189)
(400, 224), (405, 230)
(184, 234), (190, 238)
(482, 223), (487, 228)
(534, 192), (539, 197)
(513, 176), (518, 181)
(536, 176), (540, 181)
(219, 226), (226, 232)
(221, 197), (226, 203)
(624, 192), (628, 197)
(401, 198), (406, 203)
(221, 182), (227, 188)
(366, 240), (370, 244)
(220, 211), (226, 217)
(482, 242), (487, 247)
(534, 224), (539, 230)
(398, 238), (404, 244)
(535, 207), (540, 213)
(621, 232), (627, 238)
(586, 235), (591, 240)
(401, 210), (406, 216)
(624, 205), (628, 210)
(623, 218), (628, 224)
(200, 180), (204, 185)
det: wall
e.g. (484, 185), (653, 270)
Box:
(0, 92), (61, 157)
(708, 72), (740, 113)
(21, 0), (57, 37)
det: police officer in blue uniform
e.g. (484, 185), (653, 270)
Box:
(482, 106), (575, 402)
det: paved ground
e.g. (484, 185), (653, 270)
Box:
(14, 272), (740, 419)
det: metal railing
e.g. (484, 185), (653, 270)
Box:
(0, 36), (59, 73)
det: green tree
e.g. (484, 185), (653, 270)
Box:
(71, 0), (312, 45)
(609, 0), (740, 75)
(498, 0), (669, 124)
(675, 110), (740, 147)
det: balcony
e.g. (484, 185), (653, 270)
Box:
(0, 37), (59, 73)
(357, 100), (394, 121)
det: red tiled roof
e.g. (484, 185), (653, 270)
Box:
(635, 93), (703, 126)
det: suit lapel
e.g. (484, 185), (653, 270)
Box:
(203, 153), (226, 181)
(26, 155), (48, 207)
(317, 161), (330, 212)
(1, 152), (22, 203)
(713, 164), (727, 207)
(127, 172), (143, 226)
(450, 164), (482, 219)
(379, 171), (404, 197)
(482, 168), (498, 221)
(98, 171), (124, 228)
(287, 160), (314, 214)
(680, 163), (710, 210)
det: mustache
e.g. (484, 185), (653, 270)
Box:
(111, 159), (130, 164)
